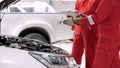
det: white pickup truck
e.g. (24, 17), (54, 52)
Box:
(1, 1), (74, 43)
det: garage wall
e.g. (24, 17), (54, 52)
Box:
(51, 0), (75, 12)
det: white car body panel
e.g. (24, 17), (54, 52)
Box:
(0, 46), (46, 68)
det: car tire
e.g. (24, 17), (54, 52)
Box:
(24, 33), (49, 43)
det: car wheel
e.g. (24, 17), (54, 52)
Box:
(24, 33), (49, 43)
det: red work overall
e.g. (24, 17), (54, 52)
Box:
(80, 0), (120, 68)
(71, 0), (98, 68)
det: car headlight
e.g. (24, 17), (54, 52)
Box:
(29, 51), (78, 68)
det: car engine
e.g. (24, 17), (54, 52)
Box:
(0, 34), (69, 55)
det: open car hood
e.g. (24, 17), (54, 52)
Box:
(0, 0), (20, 10)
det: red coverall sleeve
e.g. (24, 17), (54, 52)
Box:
(80, 0), (118, 25)
(74, 0), (79, 11)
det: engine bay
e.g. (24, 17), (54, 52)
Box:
(0, 34), (69, 55)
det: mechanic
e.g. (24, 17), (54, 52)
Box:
(71, 0), (98, 68)
(72, 0), (120, 68)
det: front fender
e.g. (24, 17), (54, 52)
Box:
(11, 20), (56, 42)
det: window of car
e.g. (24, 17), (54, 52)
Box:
(10, 7), (21, 12)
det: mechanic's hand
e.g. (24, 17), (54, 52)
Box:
(63, 15), (83, 26)
(62, 13), (85, 26)
(63, 16), (75, 26)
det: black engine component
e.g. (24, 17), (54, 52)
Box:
(0, 35), (68, 55)
(0, 0), (20, 10)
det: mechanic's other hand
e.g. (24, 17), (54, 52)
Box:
(73, 18), (82, 25)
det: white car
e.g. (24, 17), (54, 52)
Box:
(0, 34), (77, 68)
